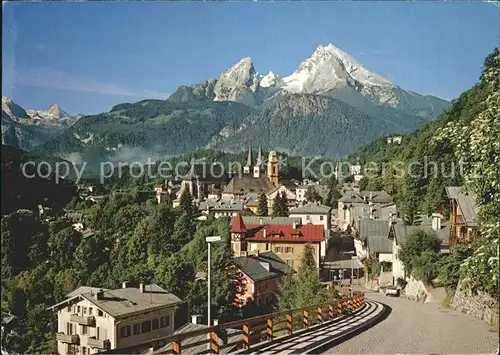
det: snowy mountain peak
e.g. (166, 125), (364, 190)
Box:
(260, 71), (284, 88)
(47, 104), (70, 119)
(282, 43), (395, 95)
(214, 57), (260, 104)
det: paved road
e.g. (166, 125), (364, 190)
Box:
(247, 300), (385, 354)
(327, 292), (499, 354)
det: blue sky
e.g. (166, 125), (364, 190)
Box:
(2, 1), (498, 115)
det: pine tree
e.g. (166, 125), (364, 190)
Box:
(325, 176), (342, 208)
(257, 192), (268, 216)
(179, 186), (194, 217)
(271, 194), (281, 217)
(280, 190), (289, 217)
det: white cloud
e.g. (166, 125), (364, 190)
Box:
(15, 66), (170, 99)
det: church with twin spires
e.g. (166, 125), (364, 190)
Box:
(221, 146), (279, 200)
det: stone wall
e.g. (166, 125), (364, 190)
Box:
(403, 277), (431, 303)
(451, 280), (499, 326)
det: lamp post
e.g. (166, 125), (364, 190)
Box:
(206, 236), (221, 327)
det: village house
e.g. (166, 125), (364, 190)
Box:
(266, 183), (298, 210)
(198, 199), (245, 219)
(445, 186), (479, 246)
(233, 251), (293, 307)
(338, 190), (395, 230)
(289, 203), (332, 257)
(230, 212), (324, 271)
(389, 214), (450, 280)
(48, 284), (182, 355)
(295, 183), (329, 206)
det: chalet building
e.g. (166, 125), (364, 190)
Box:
(233, 251), (292, 307)
(338, 190), (395, 231)
(445, 186), (479, 246)
(198, 199), (245, 219)
(48, 284), (182, 355)
(230, 212), (325, 271)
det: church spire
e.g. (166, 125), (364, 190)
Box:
(244, 145), (253, 174)
(256, 145), (263, 167)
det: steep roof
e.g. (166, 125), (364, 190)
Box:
(290, 203), (331, 214)
(445, 186), (478, 226)
(366, 235), (393, 254)
(223, 176), (275, 195)
(338, 191), (365, 203)
(230, 216), (302, 225)
(243, 224), (324, 243)
(231, 212), (247, 233)
(391, 217), (450, 246)
(246, 145), (253, 168)
(233, 252), (292, 282)
(359, 190), (393, 204)
(358, 219), (391, 239)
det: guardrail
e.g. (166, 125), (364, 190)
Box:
(101, 292), (365, 354)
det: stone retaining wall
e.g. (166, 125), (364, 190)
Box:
(451, 280), (499, 326)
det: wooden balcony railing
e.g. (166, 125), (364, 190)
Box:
(88, 337), (111, 349)
(70, 314), (96, 326)
(56, 332), (79, 344)
(100, 292), (365, 354)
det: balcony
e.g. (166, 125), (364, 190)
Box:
(56, 333), (79, 344)
(87, 337), (111, 349)
(70, 314), (95, 326)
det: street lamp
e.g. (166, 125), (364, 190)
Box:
(205, 236), (221, 327)
(351, 256), (358, 296)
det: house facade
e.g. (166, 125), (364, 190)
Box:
(233, 251), (292, 307)
(230, 212), (324, 271)
(338, 190), (395, 231)
(48, 284), (182, 355)
(445, 186), (479, 247)
(289, 203), (332, 257)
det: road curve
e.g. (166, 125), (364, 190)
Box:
(326, 292), (499, 354)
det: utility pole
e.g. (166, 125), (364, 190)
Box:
(205, 236), (221, 327)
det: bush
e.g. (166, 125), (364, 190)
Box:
(399, 229), (441, 276)
(438, 247), (473, 293)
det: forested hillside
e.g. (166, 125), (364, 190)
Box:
(351, 48), (499, 296)
(349, 49), (498, 224)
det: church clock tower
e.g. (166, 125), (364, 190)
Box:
(267, 150), (279, 186)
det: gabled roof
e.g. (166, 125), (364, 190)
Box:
(290, 203), (331, 214)
(49, 284), (183, 319)
(230, 216), (302, 226)
(358, 218), (391, 239)
(445, 186), (478, 226)
(233, 252), (292, 282)
(243, 224), (324, 243)
(366, 235), (393, 254)
(223, 176), (275, 195)
(338, 191), (365, 203)
(359, 191), (393, 204)
(391, 217), (450, 246)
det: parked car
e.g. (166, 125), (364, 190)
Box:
(385, 285), (400, 297)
